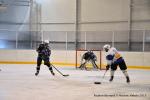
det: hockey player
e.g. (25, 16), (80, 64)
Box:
(103, 44), (130, 83)
(35, 40), (55, 76)
(79, 51), (98, 70)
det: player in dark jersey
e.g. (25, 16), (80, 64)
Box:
(35, 40), (55, 76)
(79, 51), (98, 70)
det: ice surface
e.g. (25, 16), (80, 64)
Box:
(0, 64), (150, 100)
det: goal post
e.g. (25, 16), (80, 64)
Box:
(76, 49), (105, 70)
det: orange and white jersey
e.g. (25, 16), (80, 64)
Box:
(106, 47), (122, 65)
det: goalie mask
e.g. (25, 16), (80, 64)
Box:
(103, 44), (111, 52)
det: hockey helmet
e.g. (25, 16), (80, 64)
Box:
(44, 40), (49, 44)
(103, 44), (111, 52)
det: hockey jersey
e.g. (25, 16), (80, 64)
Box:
(36, 44), (51, 58)
(82, 51), (97, 61)
(106, 47), (121, 65)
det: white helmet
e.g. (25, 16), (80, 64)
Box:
(44, 40), (49, 44)
(103, 44), (111, 51)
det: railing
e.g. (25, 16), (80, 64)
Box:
(0, 30), (150, 51)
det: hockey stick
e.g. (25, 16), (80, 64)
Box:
(78, 63), (86, 70)
(102, 70), (108, 79)
(94, 70), (108, 84)
(50, 64), (69, 77)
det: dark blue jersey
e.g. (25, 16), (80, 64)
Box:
(36, 43), (51, 58)
(83, 51), (96, 61)
(83, 52), (91, 60)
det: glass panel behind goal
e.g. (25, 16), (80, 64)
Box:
(76, 50), (104, 70)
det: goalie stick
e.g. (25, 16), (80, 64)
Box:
(50, 64), (69, 77)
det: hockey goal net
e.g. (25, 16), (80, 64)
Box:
(76, 49), (105, 70)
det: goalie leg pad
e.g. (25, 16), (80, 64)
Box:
(91, 60), (98, 69)
(81, 63), (85, 68)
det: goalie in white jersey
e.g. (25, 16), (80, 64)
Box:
(103, 44), (130, 83)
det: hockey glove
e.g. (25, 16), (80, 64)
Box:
(106, 65), (110, 70)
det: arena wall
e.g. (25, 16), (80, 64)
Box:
(0, 50), (149, 70)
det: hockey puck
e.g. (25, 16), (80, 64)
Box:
(94, 82), (101, 84)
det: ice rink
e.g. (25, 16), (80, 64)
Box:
(0, 64), (150, 100)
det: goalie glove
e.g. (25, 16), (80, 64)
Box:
(106, 65), (110, 70)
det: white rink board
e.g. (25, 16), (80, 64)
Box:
(0, 50), (150, 69)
